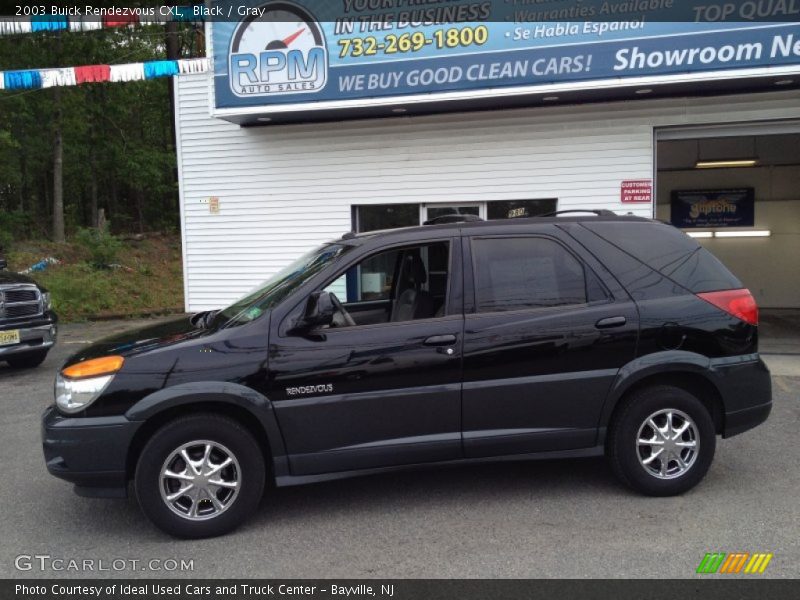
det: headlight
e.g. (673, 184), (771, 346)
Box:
(55, 356), (125, 414)
(42, 292), (52, 312)
(55, 373), (114, 413)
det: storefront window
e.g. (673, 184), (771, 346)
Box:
(355, 204), (420, 233)
(487, 199), (557, 220)
(353, 200), (558, 234)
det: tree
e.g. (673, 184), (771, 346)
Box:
(0, 20), (200, 240)
(52, 31), (65, 242)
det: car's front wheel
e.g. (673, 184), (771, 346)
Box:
(607, 385), (716, 496)
(135, 414), (265, 538)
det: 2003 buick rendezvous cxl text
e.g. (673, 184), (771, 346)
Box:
(41, 213), (772, 538)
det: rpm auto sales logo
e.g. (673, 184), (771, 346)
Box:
(229, 1), (328, 97)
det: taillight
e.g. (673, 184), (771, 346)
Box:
(697, 289), (758, 326)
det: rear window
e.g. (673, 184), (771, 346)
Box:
(583, 222), (741, 293)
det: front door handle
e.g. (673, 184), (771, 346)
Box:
(596, 316), (627, 329)
(424, 334), (457, 347)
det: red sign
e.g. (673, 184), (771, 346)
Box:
(621, 180), (653, 203)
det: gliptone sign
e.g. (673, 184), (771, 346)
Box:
(671, 189), (756, 229)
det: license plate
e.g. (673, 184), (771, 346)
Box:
(0, 330), (20, 347)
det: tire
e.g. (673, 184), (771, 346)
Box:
(607, 385), (716, 496)
(6, 351), (48, 369)
(135, 413), (265, 539)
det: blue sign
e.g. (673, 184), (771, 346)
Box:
(671, 188), (756, 229)
(210, 0), (800, 113)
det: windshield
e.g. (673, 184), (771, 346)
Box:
(211, 243), (353, 328)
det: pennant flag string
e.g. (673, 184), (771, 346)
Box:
(0, 58), (209, 90)
(0, 6), (203, 37)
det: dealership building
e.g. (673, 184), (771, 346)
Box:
(174, 1), (800, 312)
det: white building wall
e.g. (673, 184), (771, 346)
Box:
(174, 73), (800, 311)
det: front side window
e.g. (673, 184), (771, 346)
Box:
(472, 237), (590, 313)
(323, 242), (450, 326)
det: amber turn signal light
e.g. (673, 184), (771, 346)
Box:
(62, 356), (125, 379)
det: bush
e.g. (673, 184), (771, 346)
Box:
(40, 267), (115, 318)
(0, 210), (30, 254)
(74, 227), (123, 268)
(0, 229), (11, 256)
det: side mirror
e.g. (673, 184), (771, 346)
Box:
(294, 292), (335, 332)
(0, 257), (6, 270)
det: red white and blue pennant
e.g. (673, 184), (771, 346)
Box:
(0, 58), (209, 90)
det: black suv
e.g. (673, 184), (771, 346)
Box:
(41, 215), (771, 538)
(0, 257), (57, 368)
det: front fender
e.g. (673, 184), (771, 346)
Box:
(126, 381), (288, 468)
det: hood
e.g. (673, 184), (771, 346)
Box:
(64, 316), (210, 366)
(0, 270), (39, 287)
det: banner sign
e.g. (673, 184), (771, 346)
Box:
(210, 0), (800, 114)
(671, 188), (756, 229)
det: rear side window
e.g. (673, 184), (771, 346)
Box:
(584, 222), (741, 293)
(472, 237), (601, 313)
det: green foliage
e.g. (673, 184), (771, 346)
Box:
(0, 230), (11, 256)
(40, 265), (116, 317)
(0, 210), (32, 253)
(74, 227), (123, 268)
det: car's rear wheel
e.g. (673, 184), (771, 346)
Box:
(135, 414), (265, 538)
(6, 350), (48, 369)
(607, 385), (716, 496)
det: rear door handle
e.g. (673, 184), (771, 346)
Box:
(424, 334), (457, 347)
(596, 316), (627, 329)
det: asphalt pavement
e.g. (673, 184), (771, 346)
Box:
(0, 318), (798, 579)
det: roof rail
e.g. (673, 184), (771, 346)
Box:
(424, 214), (484, 226)
(540, 209), (617, 218)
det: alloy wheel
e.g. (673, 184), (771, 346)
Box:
(159, 440), (241, 521)
(636, 409), (699, 480)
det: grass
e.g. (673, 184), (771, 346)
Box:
(6, 235), (185, 322)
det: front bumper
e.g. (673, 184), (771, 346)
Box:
(0, 315), (58, 358)
(41, 405), (141, 498)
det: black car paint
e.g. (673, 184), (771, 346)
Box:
(42, 216), (772, 497)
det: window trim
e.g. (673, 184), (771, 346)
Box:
(467, 234), (611, 317)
